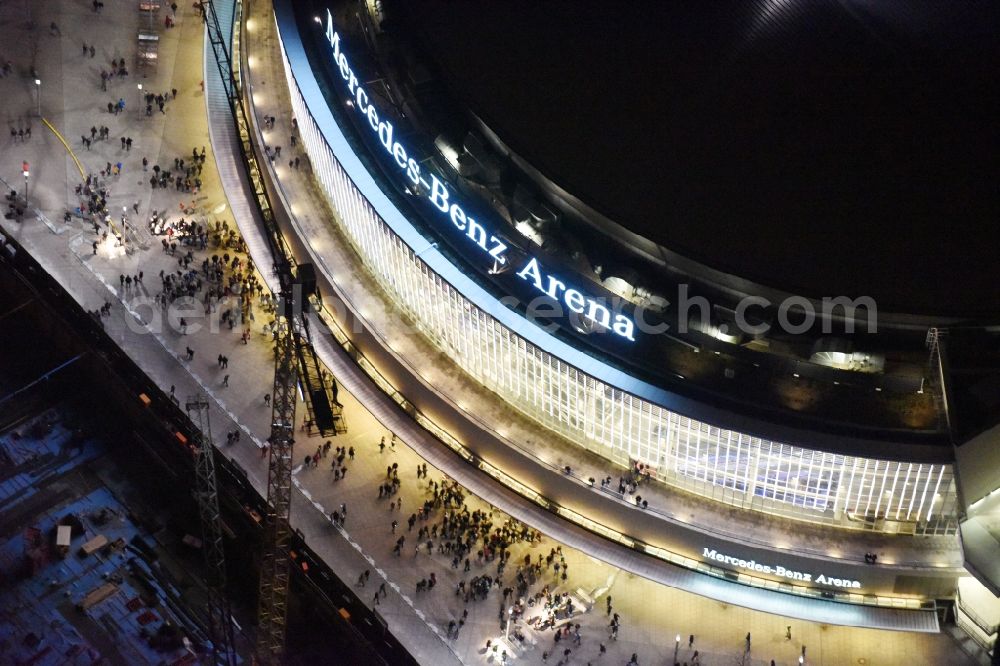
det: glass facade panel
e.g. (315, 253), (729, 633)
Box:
(276, 31), (957, 535)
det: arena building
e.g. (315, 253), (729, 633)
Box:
(258, 0), (1000, 639)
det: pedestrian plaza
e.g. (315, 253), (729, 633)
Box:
(0, 1), (990, 664)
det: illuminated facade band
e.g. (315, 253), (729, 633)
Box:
(275, 13), (959, 537)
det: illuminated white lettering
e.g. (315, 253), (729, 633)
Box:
(392, 142), (408, 169)
(449, 203), (466, 231)
(703, 548), (858, 588)
(466, 218), (488, 250)
(356, 88), (368, 114)
(564, 289), (585, 314)
(545, 275), (566, 300)
(366, 105), (379, 133)
(337, 53), (350, 81)
(406, 158), (420, 185)
(428, 174), (450, 213)
(613, 315), (636, 341)
(586, 301), (611, 329)
(516, 257), (544, 290)
(488, 236), (507, 265)
(378, 120), (394, 153)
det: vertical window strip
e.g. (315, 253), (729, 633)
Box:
(927, 465), (945, 521)
(897, 462), (913, 520)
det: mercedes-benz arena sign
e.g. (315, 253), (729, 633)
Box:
(704, 547), (862, 589)
(324, 11), (637, 342)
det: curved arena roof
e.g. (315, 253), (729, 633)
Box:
(393, 0), (1000, 318)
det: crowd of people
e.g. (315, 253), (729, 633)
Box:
(301, 437), (669, 664)
(289, 419), (796, 665)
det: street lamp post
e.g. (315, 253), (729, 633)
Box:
(121, 206), (130, 250)
(34, 79), (40, 117)
(503, 607), (512, 642)
(22, 162), (29, 210)
(674, 634), (680, 662)
(137, 83), (143, 117)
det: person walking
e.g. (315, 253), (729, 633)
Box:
(222, 374), (230, 387)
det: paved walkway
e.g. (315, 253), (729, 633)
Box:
(0, 1), (982, 664)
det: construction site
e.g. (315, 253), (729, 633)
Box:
(0, 239), (410, 664)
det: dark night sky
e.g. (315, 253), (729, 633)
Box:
(392, 0), (1000, 317)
